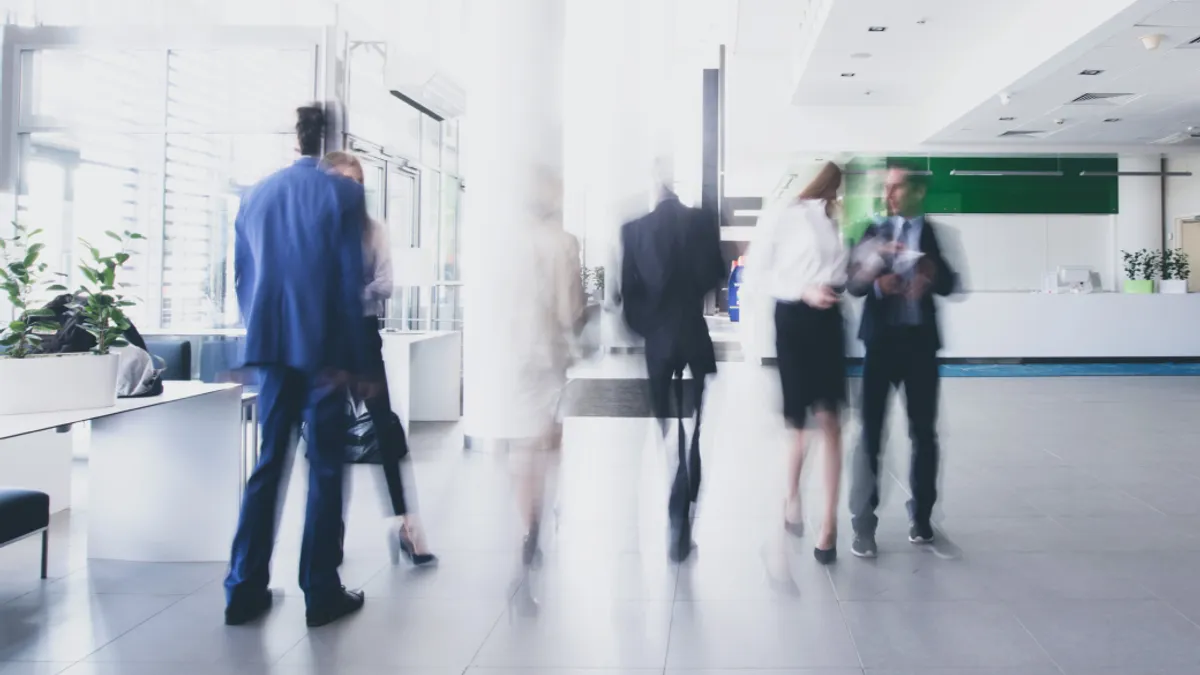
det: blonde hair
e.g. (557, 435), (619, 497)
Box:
(321, 150), (363, 178)
(796, 161), (842, 202)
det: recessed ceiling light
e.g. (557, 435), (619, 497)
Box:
(868, 26), (887, 32)
(1104, 117), (1121, 122)
(1080, 69), (1104, 76)
(999, 116), (1015, 121)
(841, 72), (856, 77)
(851, 52), (872, 59)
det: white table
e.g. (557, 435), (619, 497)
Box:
(381, 331), (462, 427)
(0, 382), (244, 562)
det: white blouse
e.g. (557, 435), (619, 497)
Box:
(747, 199), (848, 303)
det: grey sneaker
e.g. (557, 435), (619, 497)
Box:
(909, 522), (935, 545)
(850, 533), (877, 558)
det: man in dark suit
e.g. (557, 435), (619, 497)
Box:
(223, 105), (371, 627)
(847, 166), (958, 558)
(619, 187), (725, 563)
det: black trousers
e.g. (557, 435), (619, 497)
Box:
(850, 330), (940, 535)
(646, 353), (707, 525)
(363, 317), (410, 516)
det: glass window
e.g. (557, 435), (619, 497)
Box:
(361, 159), (386, 222)
(419, 170), (440, 253)
(166, 49), (315, 132)
(16, 132), (162, 327)
(161, 133), (294, 329)
(433, 284), (461, 331)
(421, 115), (441, 169)
(22, 50), (167, 128)
(440, 175), (460, 282)
(442, 119), (459, 176)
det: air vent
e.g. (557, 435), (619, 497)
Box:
(1180, 35), (1200, 48)
(1151, 131), (1200, 145)
(999, 130), (1046, 137)
(1067, 92), (1138, 106)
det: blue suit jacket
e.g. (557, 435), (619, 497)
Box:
(235, 156), (368, 376)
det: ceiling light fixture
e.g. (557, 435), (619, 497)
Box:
(868, 26), (887, 32)
(1080, 170), (1193, 177)
(950, 170), (1064, 177)
(841, 72), (856, 77)
(1140, 33), (1165, 50)
(850, 52), (872, 59)
(1080, 69), (1104, 76)
(1103, 117), (1121, 122)
(999, 116), (1015, 121)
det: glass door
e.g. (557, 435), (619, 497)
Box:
(385, 165), (420, 329)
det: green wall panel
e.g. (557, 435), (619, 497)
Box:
(841, 155), (1119, 242)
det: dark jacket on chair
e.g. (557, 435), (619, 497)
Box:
(847, 217), (958, 351)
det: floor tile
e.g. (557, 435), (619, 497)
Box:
(0, 591), (183, 662)
(664, 600), (860, 669)
(83, 590), (307, 665)
(472, 599), (673, 669)
(1012, 600), (1200, 670)
(841, 601), (1054, 669)
(278, 596), (505, 670)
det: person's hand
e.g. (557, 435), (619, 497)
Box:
(907, 259), (936, 300)
(800, 285), (839, 309)
(354, 377), (385, 400)
(879, 241), (906, 257)
(877, 274), (904, 296)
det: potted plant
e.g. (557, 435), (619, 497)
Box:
(1160, 248), (1190, 294)
(0, 228), (143, 416)
(1121, 249), (1156, 294)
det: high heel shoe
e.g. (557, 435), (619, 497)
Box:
(783, 499), (805, 538)
(813, 528), (837, 565)
(522, 519), (543, 568)
(388, 526), (438, 567)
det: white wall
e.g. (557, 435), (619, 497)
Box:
(937, 214), (1116, 292)
(1166, 155), (1200, 243)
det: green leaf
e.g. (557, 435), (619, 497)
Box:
(0, 333), (21, 346)
(24, 308), (54, 317)
(8, 320), (26, 331)
(111, 337), (129, 348)
(128, 232), (146, 240)
(105, 231), (123, 243)
(32, 323), (57, 333)
(114, 252), (130, 265)
(79, 266), (100, 285)
(47, 284), (68, 292)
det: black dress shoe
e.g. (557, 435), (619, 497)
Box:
(305, 588), (365, 628)
(668, 517), (694, 563)
(813, 546), (837, 565)
(224, 590), (273, 626)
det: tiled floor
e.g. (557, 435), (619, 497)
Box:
(5, 363), (1200, 674)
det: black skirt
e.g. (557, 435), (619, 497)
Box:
(774, 300), (847, 427)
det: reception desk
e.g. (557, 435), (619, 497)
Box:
(742, 292), (1200, 361)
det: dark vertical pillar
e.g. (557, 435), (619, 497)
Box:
(701, 67), (719, 217)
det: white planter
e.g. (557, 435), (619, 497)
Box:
(0, 353), (120, 416)
(1160, 279), (1190, 294)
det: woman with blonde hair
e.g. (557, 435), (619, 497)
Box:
(748, 161), (848, 563)
(322, 150), (436, 566)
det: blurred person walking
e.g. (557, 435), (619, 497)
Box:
(504, 170), (586, 568)
(224, 105), (371, 628)
(746, 162), (848, 564)
(846, 165), (958, 559)
(322, 151), (437, 568)
(619, 181), (725, 563)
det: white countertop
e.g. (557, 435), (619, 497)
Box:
(0, 382), (240, 440)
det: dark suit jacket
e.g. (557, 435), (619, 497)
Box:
(619, 195), (725, 376)
(848, 216), (958, 351)
(234, 156), (368, 376)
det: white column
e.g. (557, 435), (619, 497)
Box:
(564, 0), (674, 350)
(1116, 155), (1164, 287)
(461, 0), (565, 442)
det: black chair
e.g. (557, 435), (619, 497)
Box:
(144, 338), (193, 381)
(0, 488), (50, 579)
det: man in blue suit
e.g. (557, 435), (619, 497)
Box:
(224, 105), (370, 628)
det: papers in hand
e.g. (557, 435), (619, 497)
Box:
(851, 238), (924, 275)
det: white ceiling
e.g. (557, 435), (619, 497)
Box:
(721, 0), (1200, 192)
(931, 1), (1200, 147)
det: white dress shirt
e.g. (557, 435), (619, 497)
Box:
(362, 217), (393, 318)
(748, 199), (848, 303)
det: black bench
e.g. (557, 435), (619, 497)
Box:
(0, 488), (50, 578)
